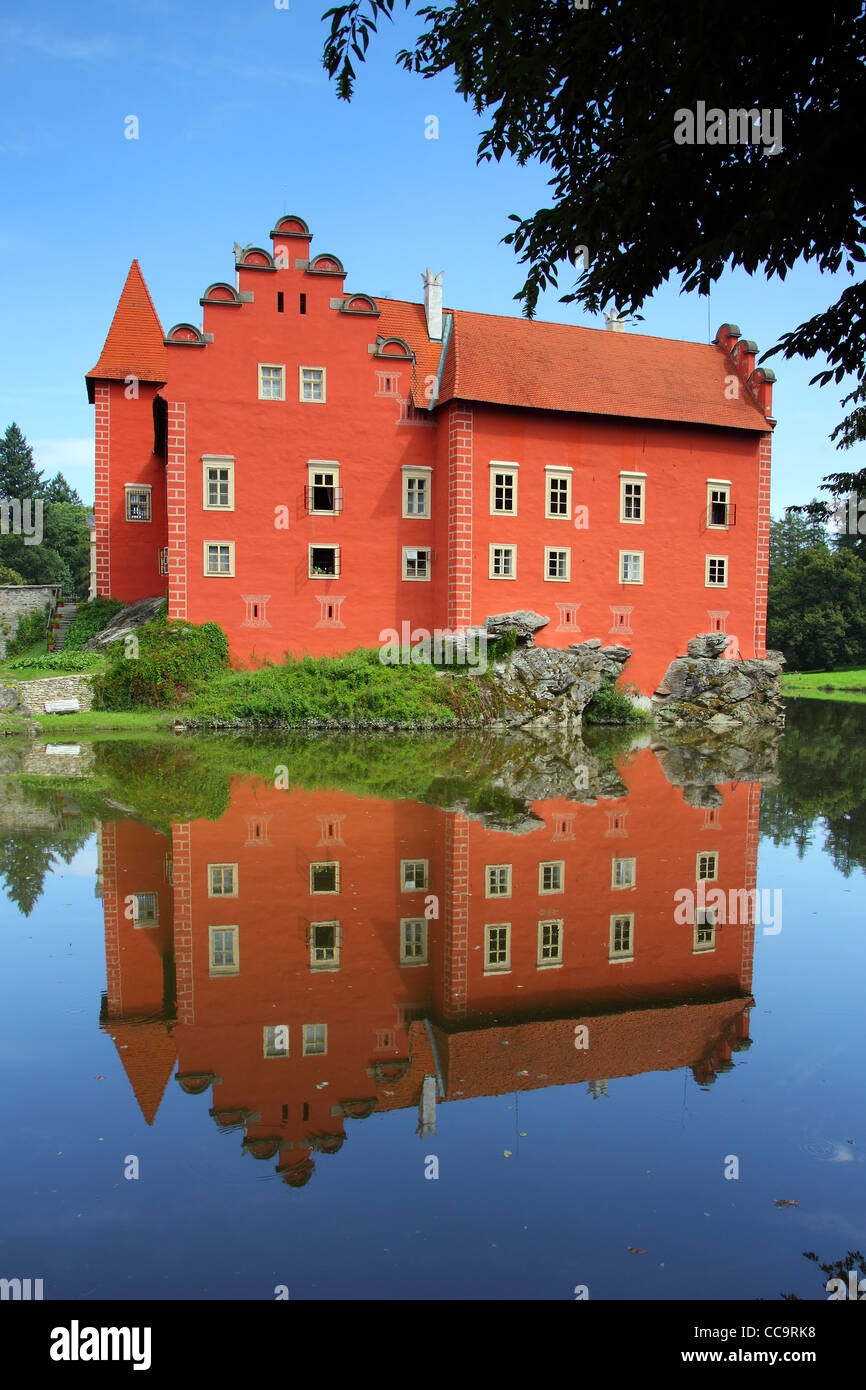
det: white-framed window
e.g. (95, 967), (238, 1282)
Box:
(537, 918), (563, 966)
(209, 925), (239, 976)
(400, 918), (428, 965)
(309, 545), (339, 578)
(609, 914), (634, 961)
(302, 1023), (328, 1056)
(300, 366), (326, 402)
(484, 923), (511, 973)
(310, 921), (340, 970)
(208, 863), (238, 898)
(402, 468), (432, 518)
(485, 864), (512, 898)
(204, 542), (234, 576)
(489, 544), (516, 578)
(696, 851), (718, 882)
(544, 547), (571, 581)
(263, 1024), (289, 1057)
(158, 546), (169, 576)
(130, 891), (158, 926)
(611, 857), (636, 889)
(489, 463), (518, 515)
(258, 364), (284, 400)
(620, 475), (645, 523)
(545, 469), (572, 519)
(401, 859), (428, 891)
(125, 485), (151, 522)
(706, 555), (728, 587)
(203, 457), (234, 510)
(693, 910), (716, 952)
(539, 861), (564, 894)
(402, 547), (431, 580)
(307, 463), (340, 515)
(310, 862), (340, 894)
(707, 482), (732, 528)
(619, 551), (644, 584)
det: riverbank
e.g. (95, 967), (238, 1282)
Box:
(781, 667), (866, 701)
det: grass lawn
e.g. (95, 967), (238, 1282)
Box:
(782, 668), (866, 701)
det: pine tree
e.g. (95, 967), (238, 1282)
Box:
(43, 472), (83, 505)
(0, 422), (43, 499)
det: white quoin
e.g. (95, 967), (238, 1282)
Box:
(422, 268), (443, 341)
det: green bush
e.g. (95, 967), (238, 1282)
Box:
(95, 618), (229, 709)
(62, 596), (125, 651)
(6, 605), (48, 657)
(0, 564), (25, 585)
(584, 677), (650, 725)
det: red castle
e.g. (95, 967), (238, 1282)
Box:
(86, 214), (775, 691)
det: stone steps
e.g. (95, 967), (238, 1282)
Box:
(52, 603), (79, 650)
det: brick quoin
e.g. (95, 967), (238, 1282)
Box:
(172, 823), (194, 1025)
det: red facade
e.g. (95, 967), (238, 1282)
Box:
(86, 215), (776, 693)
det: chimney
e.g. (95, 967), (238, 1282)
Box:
(422, 268), (443, 341)
(604, 308), (626, 332)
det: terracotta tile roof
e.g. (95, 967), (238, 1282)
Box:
(86, 260), (167, 400)
(104, 1019), (177, 1126)
(379, 298), (769, 430)
(375, 298), (443, 405)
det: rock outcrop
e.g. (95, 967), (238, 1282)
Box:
(477, 613), (633, 729)
(84, 595), (165, 651)
(653, 638), (785, 734)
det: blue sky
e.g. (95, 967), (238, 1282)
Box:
(0, 0), (862, 513)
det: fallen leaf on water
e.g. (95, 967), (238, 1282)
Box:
(503, 1150), (512, 1158)
(95, 1076), (105, 1081)
(627, 1246), (646, 1254)
(774, 1199), (799, 1207)
(519, 1132), (527, 1137)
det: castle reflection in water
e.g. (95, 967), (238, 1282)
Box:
(94, 746), (759, 1187)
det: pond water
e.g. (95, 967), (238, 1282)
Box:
(1, 700), (863, 1302)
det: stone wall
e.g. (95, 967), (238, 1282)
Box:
(0, 586), (58, 658)
(13, 674), (95, 715)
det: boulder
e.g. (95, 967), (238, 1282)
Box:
(484, 611), (550, 644)
(84, 595), (165, 651)
(686, 632), (730, 658)
(487, 638), (634, 730)
(652, 635), (785, 734)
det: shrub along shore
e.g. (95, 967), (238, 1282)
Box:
(2, 600), (650, 733)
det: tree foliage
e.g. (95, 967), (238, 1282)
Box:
(321, 1), (866, 469)
(0, 424), (90, 593)
(767, 543), (866, 670)
(769, 505), (829, 573)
